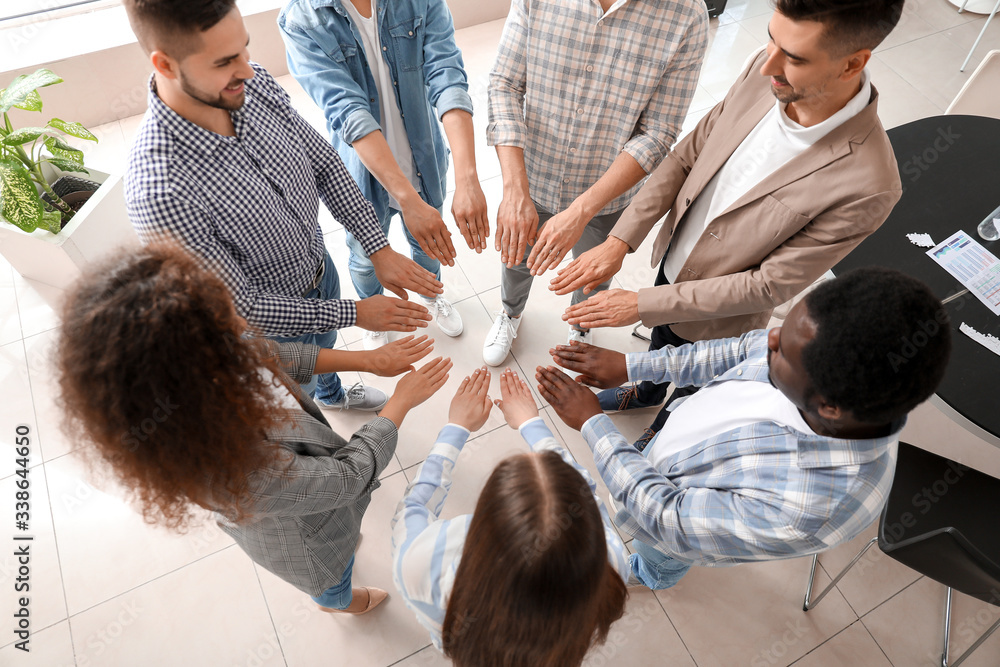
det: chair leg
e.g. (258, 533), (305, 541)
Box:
(631, 323), (651, 342)
(944, 589), (1000, 666)
(803, 537), (878, 611)
(961, 0), (1000, 71)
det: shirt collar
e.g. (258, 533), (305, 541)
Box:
(716, 334), (903, 469)
(776, 68), (872, 144)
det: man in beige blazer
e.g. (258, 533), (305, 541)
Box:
(549, 0), (904, 446)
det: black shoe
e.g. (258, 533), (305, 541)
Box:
(633, 428), (658, 453)
(596, 385), (660, 411)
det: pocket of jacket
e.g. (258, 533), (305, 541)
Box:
(388, 16), (424, 71)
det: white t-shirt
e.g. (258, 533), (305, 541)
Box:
(343, 0), (421, 211)
(646, 379), (817, 469)
(260, 367), (303, 412)
(662, 70), (872, 283)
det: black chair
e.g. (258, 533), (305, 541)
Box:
(802, 442), (1000, 667)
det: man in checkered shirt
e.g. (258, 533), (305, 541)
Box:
(481, 0), (709, 367)
(123, 0), (441, 410)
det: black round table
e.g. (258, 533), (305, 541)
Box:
(834, 114), (1000, 446)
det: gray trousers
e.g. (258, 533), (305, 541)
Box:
(500, 202), (623, 326)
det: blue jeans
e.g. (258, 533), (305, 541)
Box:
(311, 555), (355, 609)
(630, 539), (692, 589)
(346, 206), (442, 300)
(272, 251), (344, 403)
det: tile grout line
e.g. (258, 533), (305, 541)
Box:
(384, 642), (433, 666)
(651, 592), (701, 667)
(251, 559), (291, 667)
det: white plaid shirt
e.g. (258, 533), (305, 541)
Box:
(583, 330), (901, 566)
(126, 63), (387, 337)
(487, 0), (708, 216)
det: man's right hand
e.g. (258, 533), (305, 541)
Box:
(356, 294), (432, 332)
(494, 184), (539, 268)
(549, 341), (628, 389)
(549, 236), (629, 295)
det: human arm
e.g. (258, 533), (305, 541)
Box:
(634, 189), (902, 328)
(525, 154), (647, 276)
(548, 342), (628, 389)
(313, 334), (434, 376)
(379, 356), (453, 428)
(351, 130), (456, 266)
(493, 146), (539, 268)
(442, 110), (489, 253)
(129, 192), (360, 337)
(580, 413), (824, 564)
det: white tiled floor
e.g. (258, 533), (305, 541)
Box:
(2, 2), (1000, 665)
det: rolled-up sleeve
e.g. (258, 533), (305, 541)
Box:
(486, 0), (529, 149)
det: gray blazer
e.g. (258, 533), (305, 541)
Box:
(215, 341), (397, 596)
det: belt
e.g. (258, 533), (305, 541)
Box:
(303, 257), (326, 296)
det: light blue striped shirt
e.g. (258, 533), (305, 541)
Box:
(391, 418), (631, 649)
(583, 329), (901, 566)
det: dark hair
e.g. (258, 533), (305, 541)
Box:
(772, 0), (904, 54)
(58, 242), (291, 531)
(124, 0), (237, 56)
(802, 266), (950, 424)
(442, 451), (628, 667)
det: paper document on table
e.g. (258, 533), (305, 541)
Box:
(927, 231), (1000, 316)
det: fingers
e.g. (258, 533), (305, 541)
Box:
(438, 230), (457, 266)
(456, 215), (476, 252)
(496, 219), (506, 256)
(469, 366), (490, 396)
(474, 214), (490, 254)
(419, 356), (453, 388)
(512, 228), (528, 269)
(550, 258), (585, 295)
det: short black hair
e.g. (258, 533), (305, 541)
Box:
(772, 0), (905, 54)
(124, 0), (237, 57)
(802, 267), (950, 424)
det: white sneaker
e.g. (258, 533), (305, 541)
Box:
(421, 295), (463, 337)
(483, 312), (521, 366)
(315, 382), (388, 411)
(362, 330), (388, 350)
(568, 327), (591, 345)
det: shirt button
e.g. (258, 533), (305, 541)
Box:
(598, 19), (604, 26)
(586, 65), (594, 72)
(569, 147), (577, 153)
(382, 46), (387, 51)
(393, 81), (397, 86)
(563, 178), (570, 183)
(408, 31), (413, 36)
(416, 172), (421, 177)
(737, 369), (743, 376)
(577, 108), (584, 114)
(685, 198), (691, 206)
(370, 98), (376, 103)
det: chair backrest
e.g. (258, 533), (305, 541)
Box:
(878, 442), (1000, 606)
(947, 50), (1000, 119)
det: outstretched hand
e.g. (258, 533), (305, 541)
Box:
(535, 365), (601, 431)
(562, 289), (640, 329)
(494, 368), (539, 429)
(549, 341), (628, 389)
(448, 366), (493, 432)
(368, 335), (434, 376)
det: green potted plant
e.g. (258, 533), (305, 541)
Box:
(0, 68), (100, 234)
(0, 68), (137, 289)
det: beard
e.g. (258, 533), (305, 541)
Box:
(178, 69), (246, 111)
(769, 78), (803, 105)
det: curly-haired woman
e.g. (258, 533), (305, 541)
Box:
(58, 242), (450, 615)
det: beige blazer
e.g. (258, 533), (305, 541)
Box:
(611, 51), (902, 341)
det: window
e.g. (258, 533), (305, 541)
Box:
(1, 0), (110, 23)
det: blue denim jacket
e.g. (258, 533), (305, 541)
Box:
(278, 0), (473, 222)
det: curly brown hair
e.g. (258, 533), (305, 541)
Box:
(442, 450), (628, 666)
(58, 242), (291, 531)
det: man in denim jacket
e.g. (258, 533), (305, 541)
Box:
(279, 0), (488, 350)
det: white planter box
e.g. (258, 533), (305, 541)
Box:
(0, 166), (138, 290)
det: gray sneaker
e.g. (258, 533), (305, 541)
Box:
(316, 382), (388, 411)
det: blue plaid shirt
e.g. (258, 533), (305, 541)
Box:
(583, 330), (901, 566)
(391, 418), (631, 649)
(126, 63), (387, 337)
